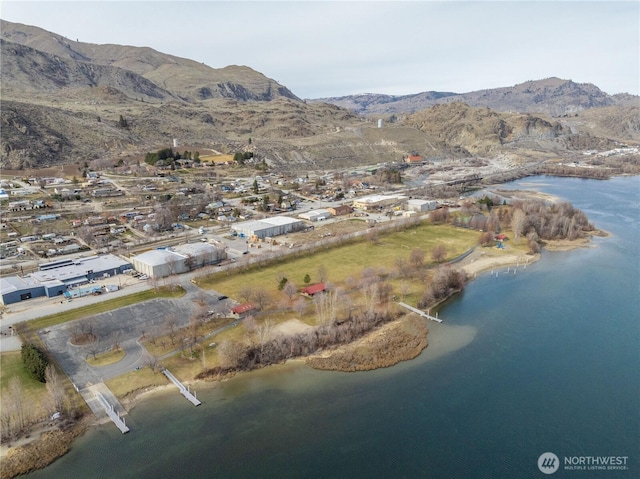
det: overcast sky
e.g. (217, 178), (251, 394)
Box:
(2, 1), (638, 98)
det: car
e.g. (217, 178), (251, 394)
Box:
(217, 295), (228, 301)
(139, 275), (148, 280)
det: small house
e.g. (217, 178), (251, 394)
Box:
(301, 283), (326, 297)
(231, 303), (255, 318)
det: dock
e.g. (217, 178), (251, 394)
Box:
(398, 302), (443, 323)
(162, 369), (201, 406)
(96, 391), (129, 433)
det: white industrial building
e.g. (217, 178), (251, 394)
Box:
(298, 209), (331, 222)
(406, 199), (438, 213)
(131, 243), (226, 278)
(353, 194), (407, 211)
(230, 216), (304, 240)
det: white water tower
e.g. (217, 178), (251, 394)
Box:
(377, 119), (383, 128)
(173, 138), (178, 148)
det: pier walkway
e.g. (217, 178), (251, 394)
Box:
(398, 302), (443, 323)
(96, 391), (130, 433)
(162, 369), (201, 406)
(80, 382), (130, 433)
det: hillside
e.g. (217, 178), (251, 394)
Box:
(314, 78), (638, 117)
(401, 102), (619, 159)
(1, 20), (637, 172)
(0, 20), (298, 103)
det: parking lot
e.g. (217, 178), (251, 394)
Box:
(37, 280), (230, 389)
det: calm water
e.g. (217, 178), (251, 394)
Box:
(26, 176), (639, 479)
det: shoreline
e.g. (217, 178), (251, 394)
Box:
(0, 231), (604, 478)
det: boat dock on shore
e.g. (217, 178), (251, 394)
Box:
(162, 369), (201, 406)
(398, 302), (443, 323)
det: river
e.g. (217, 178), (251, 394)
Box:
(25, 175), (639, 479)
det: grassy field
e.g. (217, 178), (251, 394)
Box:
(197, 223), (478, 301)
(86, 348), (126, 367)
(0, 351), (47, 396)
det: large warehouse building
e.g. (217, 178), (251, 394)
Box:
(298, 209), (331, 222)
(230, 216), (304, 240)
(130, 243), (226, 278)
(406, 199), (438, 212)
(1, 254), (132, 305)
(353, 194), (407, 211)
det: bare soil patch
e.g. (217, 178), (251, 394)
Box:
(69, 332), (97, 346)
(273, 319), (312, 336)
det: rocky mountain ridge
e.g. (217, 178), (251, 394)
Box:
(1, 20), (637, 171)
(314, 77), (638, 117)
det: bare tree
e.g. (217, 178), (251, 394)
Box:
(86, 341), (100, 360)
(6, 377), (27, 435)
(243, 315), (257, 336)
(283, 281), (298, 302)
(255, 319), (274, 355)
(144, 355), (161, 373)
(111, 331), (122, 352)
(1, 393), (13, 440)
(479, 231), (494, 246)
(293, 298), (307, 317)
(317, 264), (328, 283)
(252, 288), (270, 310)
(314, 291), (339, 326)
(45, 364), (66, 415)
(431, 244), (447, 263)
(239, 286), (254, 304)
(149, 276), (160, 293)
(367, 227), (379, 244)
(399, 281), (411, 301)
(360, 267), (378, 286)
(512, 208), (527, 242)
(395, 257), (409, 278)
(409, 248), (425, 270)
(165, 315), (179, 346)
(218, 340), (246, 368)
(362, 282), (379, 319)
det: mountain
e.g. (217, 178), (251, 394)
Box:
(313, 78), (638, 117)
(0, 20), (298, 103)
(0, 20), (637, 172)
(403, 102), (568, 157)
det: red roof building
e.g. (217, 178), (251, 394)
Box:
(231, 302), (255, 315)
(301, 283), (326, 296)
(406, 155), (424, 164)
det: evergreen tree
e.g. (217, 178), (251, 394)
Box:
(21, 343), (49, 383)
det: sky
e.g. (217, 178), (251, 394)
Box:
(1, 1), (638, 98)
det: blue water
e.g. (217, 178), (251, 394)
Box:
(25, 176), (639, 479)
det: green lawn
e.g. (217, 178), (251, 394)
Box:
(0, 351), (47, 397)
(197, 223), (478, 300)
